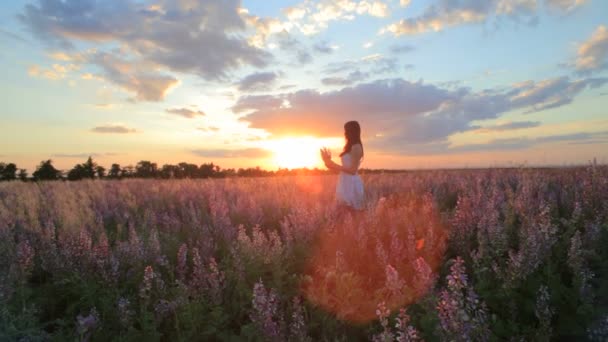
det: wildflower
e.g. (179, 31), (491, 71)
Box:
(250, 279), (283, 341)
(207, 257), (225, 305)
(117, 297), (134, 328)
(385, 264), (404, 297)
(372, 301), (393, 342)
(190, 248), (206, 293)
(16, 239), (34, 279)
(437, 257), (490, 342)
(413, 257), (433, 297)
(395, 308), (421, 342)
(289, 296), (311, 342)
(76, 307), (99, 342)
(534, 285), (553, 339)
(140, 265), (155, 301)
(176, 243), (188, 283)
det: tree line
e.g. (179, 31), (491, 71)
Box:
(0, 157), (358, 182)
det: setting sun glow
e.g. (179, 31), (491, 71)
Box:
(262, 137), (342, 169)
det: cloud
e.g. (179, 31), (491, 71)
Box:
(323, 54), (406, 84)
(575, 25), (608, 73)
(475, 121), (541, 133)
(90, 52), (179, 102)
(191, 148), (272, 158)
(27, 63), (79, 80)
(52, 152), (120, 158)
(234, 76), (606, 153)
(545, 0), (587, 12)
(240, 8), (291, 48)
(237, 71), (279, 92)
(452, 131), (608, 153)
(322, 70), (369, 86)
(166, 107), (206, 119)
(283, 0), (390, 36)
(19, 0), (271, 98)
(0, 29), (28, 43)
(197, 126), (221, 132)
(275, 31), (313, 64)
(389, 44), (415, 54)
(91, 124), (138, 134)
(381, 0), (540, 36)
(313, 41), (336, 54)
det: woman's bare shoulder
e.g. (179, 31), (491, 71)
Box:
(351, 143), (363, 152)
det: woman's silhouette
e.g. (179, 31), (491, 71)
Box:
(320, 121), (365, 213)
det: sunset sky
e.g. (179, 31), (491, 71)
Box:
(1, 0), (607, 171)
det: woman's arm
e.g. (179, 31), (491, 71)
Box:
(323, 144), (362, 175)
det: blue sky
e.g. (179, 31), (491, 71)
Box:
(1, 0), (607, 171)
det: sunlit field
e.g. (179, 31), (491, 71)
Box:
(1, 166), (608, 341)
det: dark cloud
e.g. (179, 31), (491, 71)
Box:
(313, 41), (335, 54)
(237, 71), (279, 92)
(191, 148), (272, 158)
(18, 0), (272, 97)
(91, 52), (179, 102)
(324, 55), (401, 77)
(91, 124), (137, 134)
(234, 76), (606, 154)
(235, 78), (454, 136)
(275, 31), (313, 65)
(322, 71), (370, 86)
(389, 44), (415, 54)
(166, 107), (206, 119)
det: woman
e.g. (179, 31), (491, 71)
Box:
(320, 121), (365, 212)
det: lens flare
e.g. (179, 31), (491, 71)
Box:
(302, 194), (448, 323)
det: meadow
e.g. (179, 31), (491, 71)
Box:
(1, 165), (607, 341)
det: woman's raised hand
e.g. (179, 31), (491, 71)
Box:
(320, 147), (331, 162)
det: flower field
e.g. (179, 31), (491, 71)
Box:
(1, 165), (608, 341)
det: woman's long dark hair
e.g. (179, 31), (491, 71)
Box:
(340, 121), (363, 157)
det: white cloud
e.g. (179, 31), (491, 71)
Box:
(576, 25), (608, 73)
(380, 0), (567, 36)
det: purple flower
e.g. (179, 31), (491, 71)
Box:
(250, 279), (284, 341)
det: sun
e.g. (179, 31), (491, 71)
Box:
(262, 136), (342, 169)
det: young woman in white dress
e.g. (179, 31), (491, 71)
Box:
(320, 121), (365, 212)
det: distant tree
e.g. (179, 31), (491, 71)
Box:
(121, 165), (135, 178)
(135, 161), (158, 178)
(82, 156), (96, 179)
(161, 164), (178, 179)
(66, 157), (98, 181)
(109, 164), (122, 179)
(199, 162), (217, 178)
(18, 169), (28, 182)
(177, 162), (198, 178)
(0, 163), (17, 181)
(96, 165), (106, 179)
(33, 160), (62, 181)
(67, 164), (86, 181)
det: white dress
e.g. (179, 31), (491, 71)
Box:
(335, 152), (365, 210)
